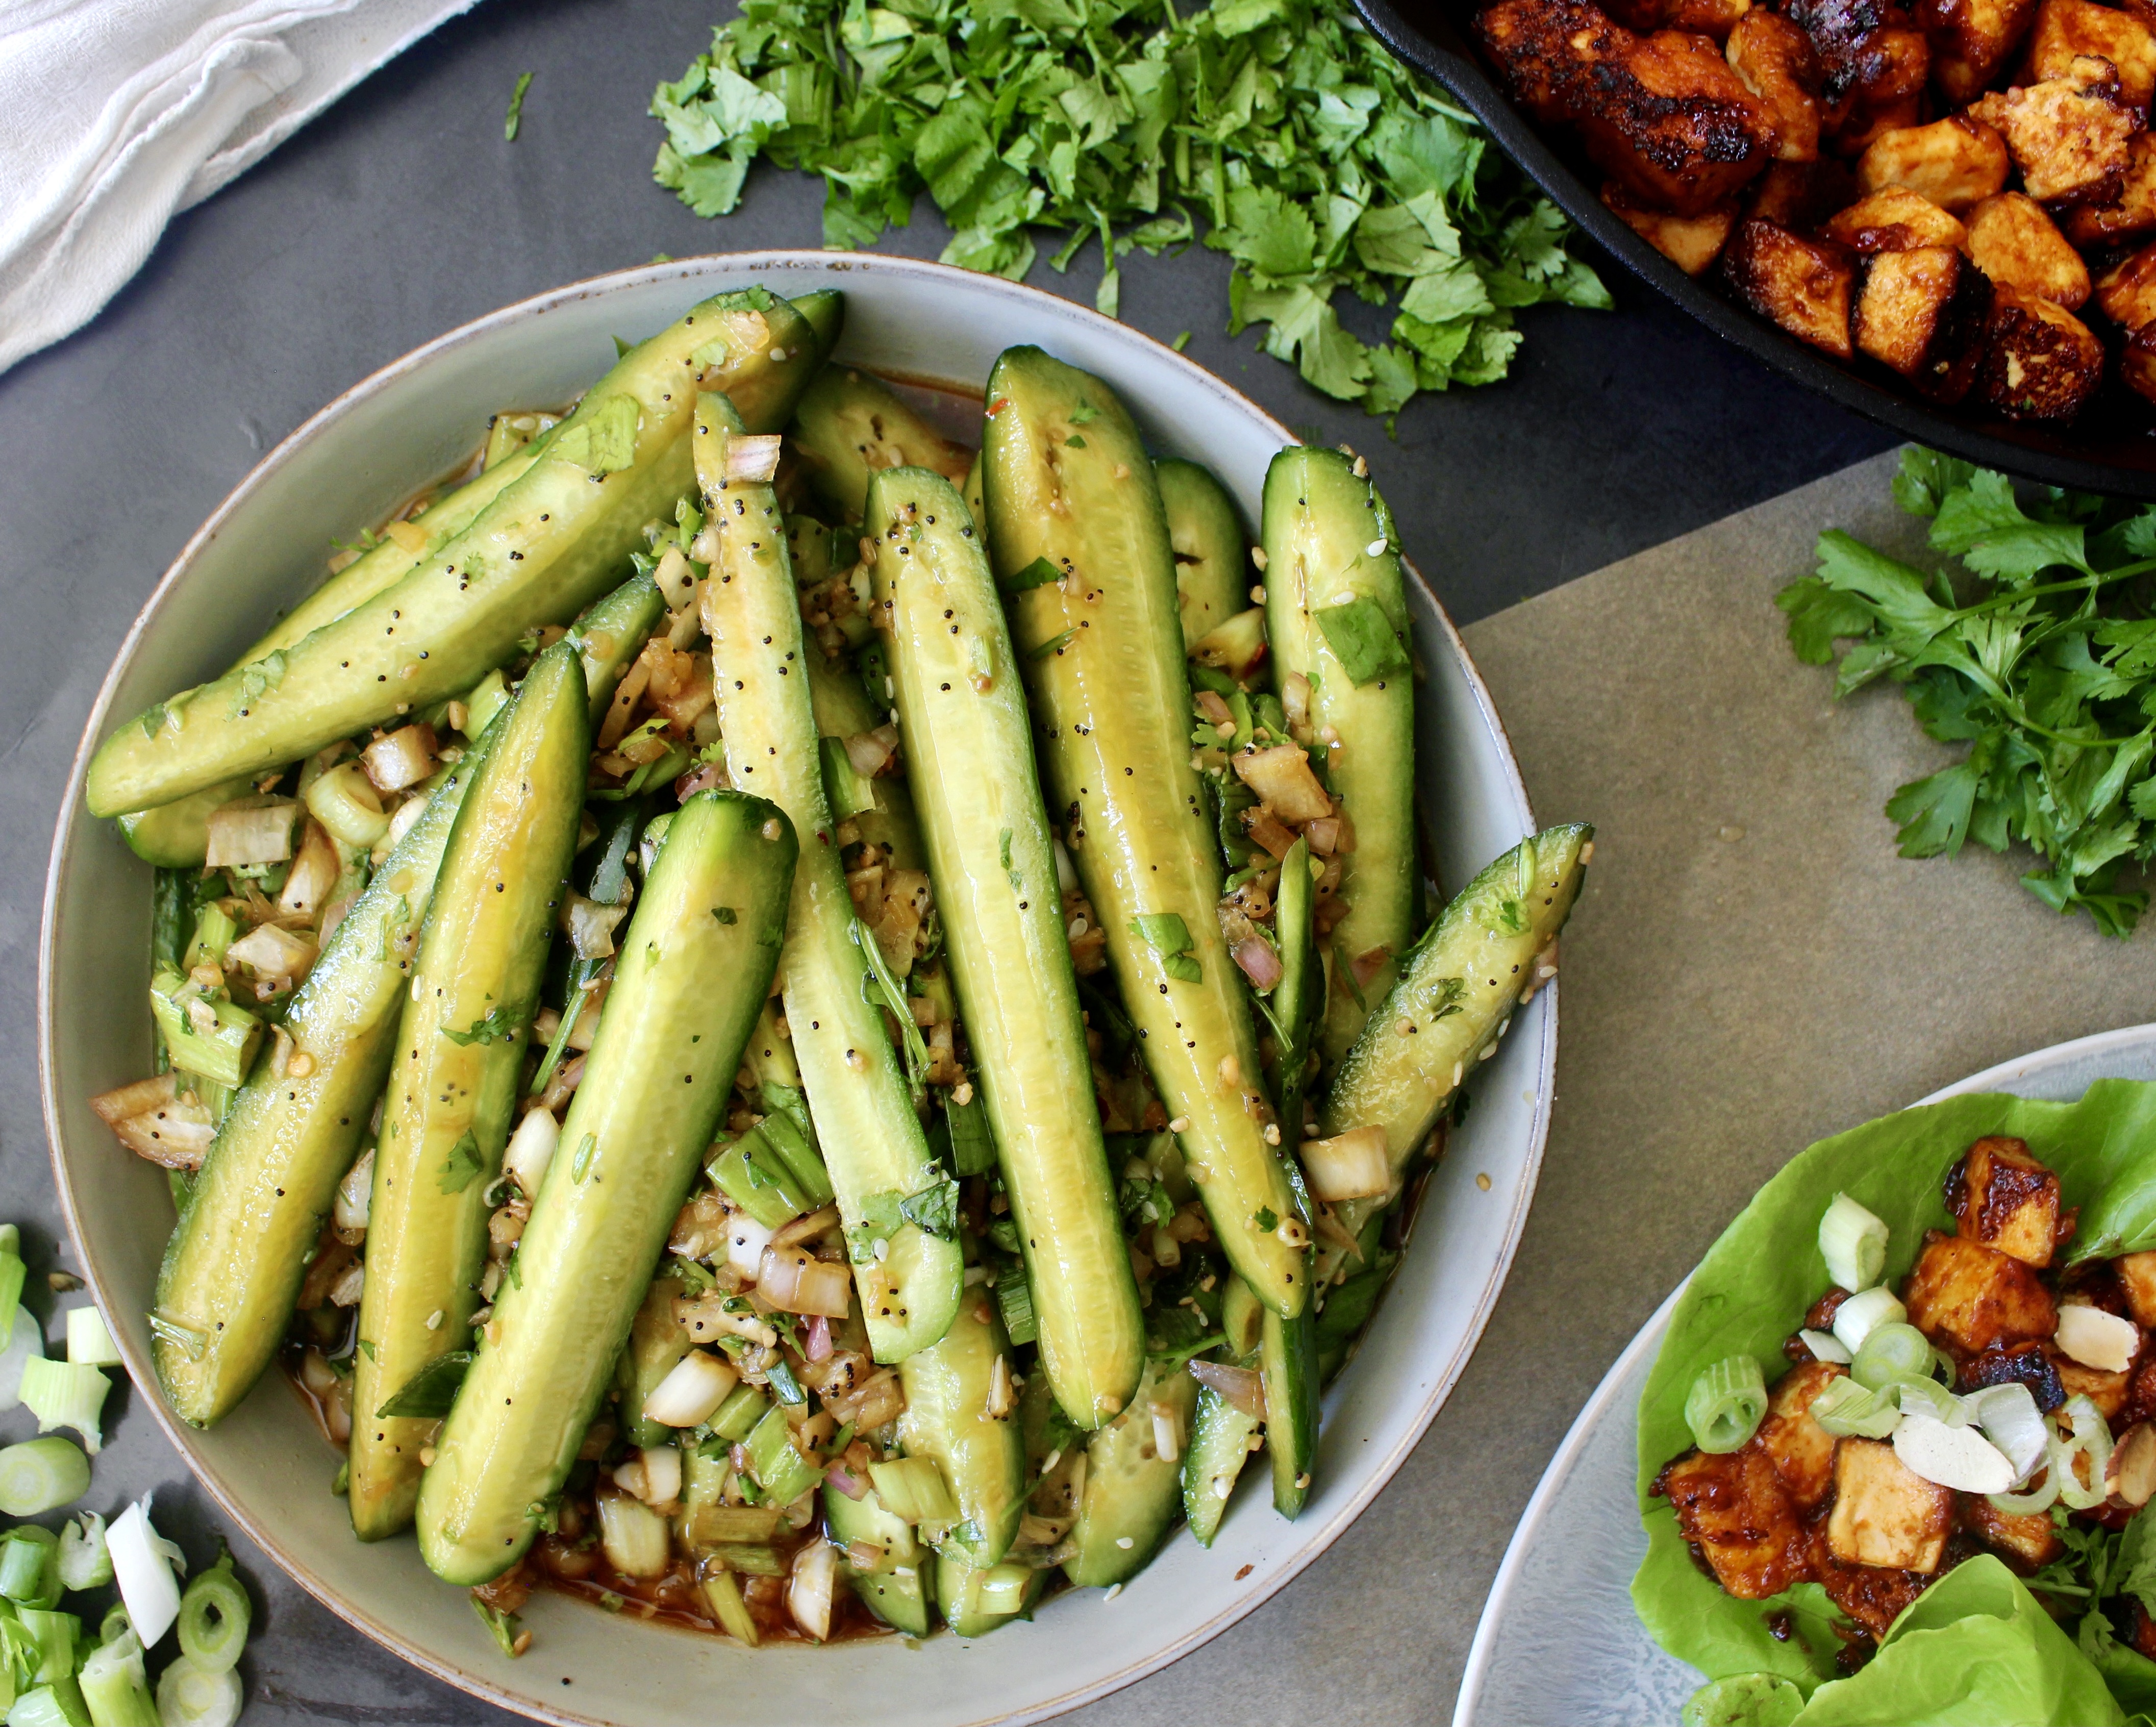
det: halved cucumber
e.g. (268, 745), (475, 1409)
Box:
(980, 346), (1305, 1320)
(896, 1288), (1025, 1568)
(1182, 1380), (1261, 1546)
(1156, 458), (1247, 652)
(791, 365), (972, 521)
(825, 1486), (932, 1636)
(414, 791), (796, 1584)
(1063, 1358), (1199, 1588)
(1261, 1304), (1320, 1519)
(937, 1553), (1045, 1637)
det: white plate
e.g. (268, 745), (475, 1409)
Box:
(1454, 1021), (2156, 1727)
(39, 253), (1558, 1727)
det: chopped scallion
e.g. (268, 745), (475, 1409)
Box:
(18, 1360), (109, 1455)
(174, 1557), (248, 1675)
(64, 1310), (122, 1370)
(1683, 1356), (1767, 1455)
(1817, 1192), (1888, 1294)
(0, 1438), (89, 1517)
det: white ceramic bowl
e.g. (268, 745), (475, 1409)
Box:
(40, 253), (1552, 1726)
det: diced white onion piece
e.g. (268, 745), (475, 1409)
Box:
(1232, 936), (1283, 991)
(1967, 1382), (2050, 1483)
(361, 725), (437, 793)
(1299, 1126), (1390, 1203)
(224, 923), (316, 981)
(278, 819), (341, 918)
(304, 761), (388, 848)
(759, 1248), (853, 1318)
(0, 1308), (42, 1412)
(843, 728), (897, 779)
(1831, 1285), (1907, 1356)
(726, 434), (783, 484)
(157, 1656), (243, 1727)
(380, 792), (429, 857)
(563, 892), (628, 961)
(1281, 671), (1311, 731)
(66, 1306), (122, 1368)
(596, 1493), (670, 1579)
(789, 1538), (838, 1642)
(1818, 1192), (1889, 1293)
(639, 1445), (682, 1506)
(1894, 1411), (2015, 1493)
(1053, 839), (1078, 895)
(335, 1150), (374, 1234)
(203, 800), (297, 868)
(503, 1109), (559, 1200)
(2056, 1304), (2140, 1372)
(1799, 1329), (1852, 1365)
(643, 1350), (738, 1428)
(1188, 1359), (1266, 1420)
(1230, 744), (1333, 823)
(1151, 1408), (1182, 1463)
(109, 1497), (184, 1647)
(726, 1213), (774, 1281)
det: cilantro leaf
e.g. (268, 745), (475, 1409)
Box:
(440, 1003), (523, 1047)
(1130, 912), (1202, 982)
(643, 0), (1602, 419)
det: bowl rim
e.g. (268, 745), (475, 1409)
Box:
(38, 248), (1556, 1725)
(1351, 0), (2156, 499)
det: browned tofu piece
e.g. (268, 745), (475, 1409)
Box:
(2027, 0), (2156, 108)
(1607, 0), (1753, 35)
(1970, 56), (2136, 205)
(2126, 318), (2156, 399)
(1854, 245), (1992, 398)
(1947, 1136), (2069, 1266)
(1858, 116), (2013, 208)
(1758, 1360), (1845, 1508)
(1827, 1438), (1956, 1571)
(1975, 285), (2107, 417)
(2058, 1353), (2134, 1417)
(1602, 181), (1741, 271)
(1728, 11), (1824, 159)
(1959, 1339), (2067, 1410)
(1748, 156), (1863, 222)
(1966, 192), (2093, 306)
(2117, 1249), (2156, 1323)
(1903, 1229), (2061, 1354)
(1478, 0), (1775, 212)
(1814, 26), (1933, 157)
(1654, 1444), (1815, 1597)
(1921, 0), (2041, 102)
(2064, 131), (2156, 237)
(1961, 1493), (2065, 1565)
(1826, 185), (1972, 248)
(1723, 217), (1860, 354)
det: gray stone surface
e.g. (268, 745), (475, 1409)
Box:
(0, 0), (1898, 1721)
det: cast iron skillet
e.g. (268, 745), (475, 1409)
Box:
(1356, 0), (2156, 497)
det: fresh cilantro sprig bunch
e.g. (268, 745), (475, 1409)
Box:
(648, 0), (1610, 416)
(1780, 448), (2156, 937)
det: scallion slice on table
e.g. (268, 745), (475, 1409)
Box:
(18, 1360), (108, 1454)
(0, 1298), (42, 1412)
(57, 1514), (111, 1592)
(64, 1309), (122, 1370)
(78, 1629), (158, 1727)
(107, 1502), (183, 1649)
(0, 1227), (25, 1343)
(173, 1557), (248, 1675)
(1816, 1192), (1887, 1293)
(0, 1527), (61, 1608)
(0, 1439), (90, 1516)
(155, 1658), (241, 1727)
(1684, 1356), (1767, 1454)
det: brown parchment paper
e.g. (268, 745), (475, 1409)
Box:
(1064, 448), (2155, 1726)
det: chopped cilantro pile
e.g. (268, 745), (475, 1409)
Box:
(1781, 448), (2156, 937)
(647, 0), (1610, 416)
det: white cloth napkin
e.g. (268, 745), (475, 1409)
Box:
(0, 0), (479, 378)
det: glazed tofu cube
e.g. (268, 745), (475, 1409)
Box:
(1961, 1493), (2064, 1565)
(1948, 1135), (2069, 1266)
(2115, 1249), (2156, 1323)
(1758, 1359), (1845, 1508)
(1723, 217), (1859, 356)
(1606, 0), (1752, 35)
(1854, 245), (1992, 399)
(1748, 157), (1861, 224)
(1821, 29), (1933, 157)
(2057, 1353), (2133, 1418)
(1858, 116), (2012, 210)
(1920, 0), (2041, 103)
(2125, 319), (2156, 399)
(1477, 0), (1776, 214)
(1970, 57), (2135, 204)
(1827, 1439), (1955, 1571)
(1966, 192), (2093, 307)
(1903, 1229), (2061, 1354)
(2065, 133), (2156, 239)
(1727, 11), (1824, 159)
(1975, 285), (2107, 417)
(1825, 185), (1972, 249)
(1602, 181), (1741, 272)
(2027, 0), (2156, 109)
(1655, 1445), (1813, 1597)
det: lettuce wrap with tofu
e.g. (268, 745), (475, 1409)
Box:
(1633, 1079), (2156, 1723)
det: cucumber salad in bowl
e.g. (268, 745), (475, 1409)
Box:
(79, 284), (1589, 1651)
